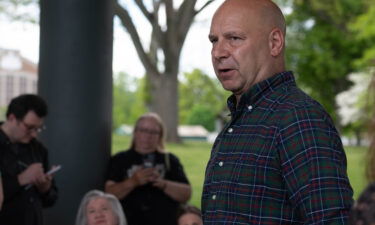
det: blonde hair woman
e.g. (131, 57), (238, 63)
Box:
(105, 113), (191, 225)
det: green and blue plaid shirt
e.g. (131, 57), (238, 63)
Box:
(202, 71), (353, 224)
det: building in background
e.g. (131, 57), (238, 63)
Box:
(0, 48), (38, 108)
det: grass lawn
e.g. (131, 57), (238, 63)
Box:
(345, 146), (368, 199)
(112, 134), (369, 208)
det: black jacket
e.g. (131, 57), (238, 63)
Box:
(0, 126), (58, 225)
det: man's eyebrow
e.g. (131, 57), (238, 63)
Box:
(223, 31), (245, 37)
(208, 34), (216, 40)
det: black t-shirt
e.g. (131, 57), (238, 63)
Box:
(106, 149), (190, 225)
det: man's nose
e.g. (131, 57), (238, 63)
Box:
(212, 40), (230, 60)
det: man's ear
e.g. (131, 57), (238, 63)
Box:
(268, 28), (284, 57)
(7, 114), (17, 122)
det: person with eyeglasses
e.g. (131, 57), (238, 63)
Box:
(0, 94), (58, 225)
(105, 113), (191, 225)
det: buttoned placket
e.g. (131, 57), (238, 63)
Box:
(211, 104), (254, 202)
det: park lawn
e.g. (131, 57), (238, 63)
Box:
(112, 134), (369, 208)
(345, 146), (368, 199)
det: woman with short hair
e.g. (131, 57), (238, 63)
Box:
(75, 190), (127, 225)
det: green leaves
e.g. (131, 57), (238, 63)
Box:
(179, 69), (229, 131)
(284, 0), (369, 123)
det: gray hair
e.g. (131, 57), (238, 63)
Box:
(75, 190), (127, 225)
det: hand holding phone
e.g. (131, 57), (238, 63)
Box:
(46, 165), (62, 176)
(25, 165), (61, 190)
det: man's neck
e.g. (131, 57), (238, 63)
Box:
(0, 122), (15, 143)
(235, 94), (242, 108)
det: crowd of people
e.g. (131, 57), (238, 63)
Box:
(0, 0), (374, 224)
(0, 94), (197, 225)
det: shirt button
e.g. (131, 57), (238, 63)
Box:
(218, 161), (223, 167)
(248, 105), (253, 110)
(228, 128), (233, 133)
(212, 195), (217, 200)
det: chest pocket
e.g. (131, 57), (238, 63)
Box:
(215, 124), (281, 185)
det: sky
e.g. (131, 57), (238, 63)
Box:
(0, 1), (222, 78)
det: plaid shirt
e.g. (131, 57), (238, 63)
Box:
(202, 71), (353, 224)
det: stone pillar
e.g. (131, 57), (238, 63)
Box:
(38, 0), (113, 224)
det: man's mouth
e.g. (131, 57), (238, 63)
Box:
(219, 68), (232, 73)
(217, 68), (236, 78)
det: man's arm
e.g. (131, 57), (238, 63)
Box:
(278, 106), (353, 224)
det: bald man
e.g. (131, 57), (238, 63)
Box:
(202, 0), (353, 224)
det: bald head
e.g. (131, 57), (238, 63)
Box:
(214, 0), (286, 37)
(209, 0), (286, 97)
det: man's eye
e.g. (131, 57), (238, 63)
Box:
(230, 36), (240, 41)
(209, 38), (217, 44)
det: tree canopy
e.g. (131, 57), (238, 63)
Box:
(284, 0), (369, 123)
(179, 69), (229, 131)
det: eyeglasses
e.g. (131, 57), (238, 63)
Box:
(19, 120), (46, 133)
(136, 127), (161, 136)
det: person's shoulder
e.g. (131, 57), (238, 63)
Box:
(268, 85), (331, 123)
(275, 85), (322, 110)
(163, 152), (181, 163)
(270, 86), (334, 126)
(111, 149), (133, 160)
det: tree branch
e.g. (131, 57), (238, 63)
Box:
(195, 0), (216, 15)
(114, 0), (160, 76)
(134, 0), (153, 23)
(151, 1), (167, 51)
(176, 0), (197, 50)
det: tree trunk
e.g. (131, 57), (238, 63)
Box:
(355, 129), (362, 147)
(148, 72), (180, 143)
(114, 0), (216, 143)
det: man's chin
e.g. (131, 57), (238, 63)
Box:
(221, 82), (240, 93)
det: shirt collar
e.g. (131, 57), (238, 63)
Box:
(227, 71), (296, 114)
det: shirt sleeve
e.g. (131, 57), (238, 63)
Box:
(277, 105), (353, 224)
(38, 142), (58, 208)
(165, 153), (190, 184)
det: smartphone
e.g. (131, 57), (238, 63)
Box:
(46, 165), (62, 175)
